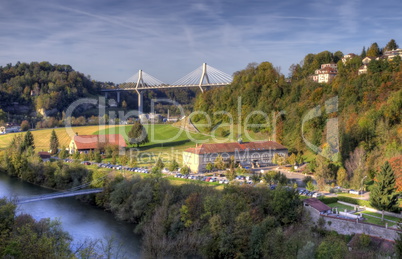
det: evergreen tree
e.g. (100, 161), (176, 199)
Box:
(49, 129), (59, 155)
(155, 157), (165, 170)
(360, 46), (366, 58)
(385, 39), (399, 51)
(22, 130), (35, 151)
(127, 121), (149, 148)
(95, 150), (102, 163)
(369, 161), (399, 212)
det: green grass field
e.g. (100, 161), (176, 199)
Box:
(327, 202), (355, 212)
(94, 124), (212, 163)
(0, 125), (113, 151)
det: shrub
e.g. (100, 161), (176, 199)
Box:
(337, 196), (371, 207)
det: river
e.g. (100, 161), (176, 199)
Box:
(0, 173), (141, 258)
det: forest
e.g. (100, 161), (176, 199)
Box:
(193, 41), (402, 190)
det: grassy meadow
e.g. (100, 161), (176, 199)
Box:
(0, 123), (274, 165)
(0, 125), (113, 151)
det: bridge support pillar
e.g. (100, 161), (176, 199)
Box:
(117, 91), (121, 104)
(104, 92), (108, 99)
(138, 91), (143, 115)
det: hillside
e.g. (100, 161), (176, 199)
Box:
(193, 50), (402, 189)
(0, 62), (104, 115)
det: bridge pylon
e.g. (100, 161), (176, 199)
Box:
(135, 70), (144, 114)
(198, 63), (209, 93)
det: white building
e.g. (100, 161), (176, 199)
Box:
(311, 63), (338, 83)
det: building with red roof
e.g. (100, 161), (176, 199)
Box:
(182, 140), (288, 172)
(69, 134), (126, 154)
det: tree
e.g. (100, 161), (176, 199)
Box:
(205, 162), (214, 172)
(273, 153), (286, 166)
(214, 155), (226, 170)
(316, 236), (348, 259)
(154, 157), (165, 170)
(122, 100), (127, 109)
(385, 39), (399, 51)
(127, 121), (149, 148)
(180, 165), (190, 175)
(360, 46), (366, 58)
(370, 161), (399, 212)
(306, 181), (315, 191)
(20, 120), (30, 131)
(336, 167), (348, 187)
(95, 150), (102, 163)
(49, 129), (59, 155)
(287, 153), (297, 166)
(58, 147), (69, 159)
(22, 130), (35, 151)
(366, 42), (381, 57)
(168, 159), (179, 172)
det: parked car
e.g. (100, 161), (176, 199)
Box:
(313, 192), (323, 198)
(349, 189), (363, 195)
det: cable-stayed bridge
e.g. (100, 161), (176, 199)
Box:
(100, 63), (232, 113)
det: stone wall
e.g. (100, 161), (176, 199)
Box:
(304, 206), (400, 241)
(321, 214), (399, 241)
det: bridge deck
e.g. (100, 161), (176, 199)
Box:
(17, 188), (103, 204)
(100, 83), (230, 92)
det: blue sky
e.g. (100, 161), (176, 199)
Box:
(1, 0), (401, 83)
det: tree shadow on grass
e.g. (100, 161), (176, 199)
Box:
(129, 139), (192, 151)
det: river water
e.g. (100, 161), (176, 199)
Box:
(0, 173), (141, 258)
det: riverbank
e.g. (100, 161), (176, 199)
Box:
(0, 173), (142, 258)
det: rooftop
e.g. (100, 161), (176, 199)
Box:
(73, 134), (126, 150)
(303, 198), (331, 212)
(184, 141), (287, 155)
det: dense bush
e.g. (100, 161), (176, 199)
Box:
(337, 196), (371, 207)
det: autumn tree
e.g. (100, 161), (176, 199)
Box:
(287, 153), (296, 166)
(390, 155), (402, 191)
(20, 120), (30, 131)
(366, 42), (381, 57)
(370, 161), (399, 212)
(336, 167), (348, 187)
(205, 162), (214, 172)
(49, 129), (59, 155)
(214, 154), (226, 170)
(127, 121), (149, 148)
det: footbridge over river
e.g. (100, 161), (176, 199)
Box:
(16, 188), (103, 204)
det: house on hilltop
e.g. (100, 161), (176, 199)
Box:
(69, 134), (126, 154)
(311, 63), (338, 83)
(183, 141), (288, 173)
(342, 53), (357, 64)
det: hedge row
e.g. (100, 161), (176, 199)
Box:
(337, 196), (371, 207)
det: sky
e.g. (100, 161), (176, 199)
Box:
(1, 0), (401, 84)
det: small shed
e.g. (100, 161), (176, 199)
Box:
(38, 152), (51, 162)
(303, 198), (332, 214)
